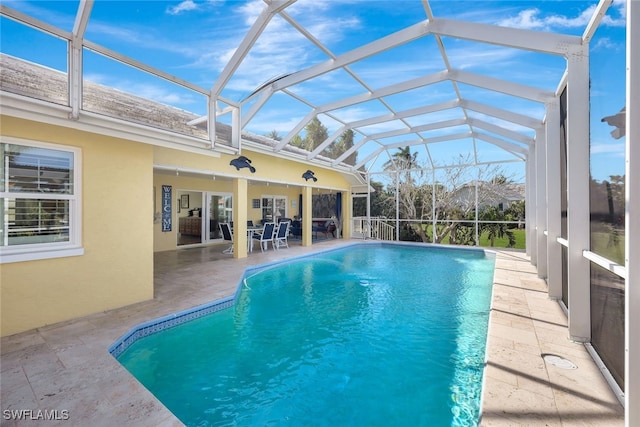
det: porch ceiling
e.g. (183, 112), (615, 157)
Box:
(153, 166), (343, 194)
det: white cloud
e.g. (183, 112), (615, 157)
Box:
(166, 0), (200, 15)
(602, 0), (626, 27)
(210, 0), (363, 96)
(497, 3), (625, 31)
(592, 37), (620, 52)
(245, 112), (306, 135)
(497, 7), (588, 30)
(498, 9), (544, 30)
(446, 45), (522, 71)
(590, 141), (625, 156)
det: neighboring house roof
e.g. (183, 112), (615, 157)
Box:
(450, 180), (525, 209)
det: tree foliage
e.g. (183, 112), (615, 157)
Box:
(290, 118), (357, 165)
(326, 128), (357, 165)
(266, 130), (282, 141)
(296, 117), (328, 151)
(370, 148), (521, 246)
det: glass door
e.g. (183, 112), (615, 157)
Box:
(207, 193), (233, 241)
(176, 190), (203, 247)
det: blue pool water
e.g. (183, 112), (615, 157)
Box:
(117, 244), (495, 426)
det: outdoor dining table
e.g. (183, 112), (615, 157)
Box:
(247, 226), (263, 253)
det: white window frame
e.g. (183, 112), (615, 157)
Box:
(261, 194), (288, 223)
(1, 136), (83, 263)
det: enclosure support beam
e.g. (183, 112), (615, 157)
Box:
(626, 0), (640, 422)
(366, 173), (372, 240)
(545, 99), (562, 299)
(342, 190), (352, 240)
(535, 126), (548, 279)
(432, 171), (437, 243)
(232, 178), (248, 259)
(527, 149), (537, 264)
(566, 45), (590, 342)
(395, 171), (400, 241)
(68, 0), (93, 120)
(474, 180), (479, 245)
(302, 186), (313, 247)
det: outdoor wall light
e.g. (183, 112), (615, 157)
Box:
(230, 156), (256, 173)
(302, 170), (317, 182)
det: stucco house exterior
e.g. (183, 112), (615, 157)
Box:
(0, 54), (364, 336)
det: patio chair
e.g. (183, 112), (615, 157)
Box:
(312, 219), (335, 239)
(274, 220), (290, 250)
(252, 222), (276, 252)
(219, 223), (233, 254)
(290, 220), (302, 239)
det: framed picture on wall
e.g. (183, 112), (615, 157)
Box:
(252, 199), (260, 209)
(177, 199), (181, 213)
(181, 194), (189, 209)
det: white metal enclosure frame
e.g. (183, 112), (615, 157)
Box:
(0, 0), (636, 424)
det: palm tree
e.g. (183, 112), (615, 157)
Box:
(266, 130), (281, 141)
(479, 206), (515, 248)
(304, 117), (328, 151)
(383, 146), (418, 171)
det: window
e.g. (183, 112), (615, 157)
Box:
(1, 137), (82, 263)
(261, 195), (287, 223)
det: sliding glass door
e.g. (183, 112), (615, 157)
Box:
(207, 193), (233, 240)
(175, 191), (232, 246)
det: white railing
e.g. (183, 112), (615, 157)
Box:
(351, 217), (395, 241)
(352, 217), (526, 248)
(372, 219), (395, 241)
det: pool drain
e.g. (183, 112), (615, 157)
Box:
(542, 353), (577, 369)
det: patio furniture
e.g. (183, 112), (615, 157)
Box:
(274, 221), (290, 250)
(219, 223), (233, 254)
(247, 225), (263, 252)
(290, 220), (302, 239)
(313, 219), (336, 238)
(252, 222), (276, 252)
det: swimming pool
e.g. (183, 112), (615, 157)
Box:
(113, 243), (495, 426)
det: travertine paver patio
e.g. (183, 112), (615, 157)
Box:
(1, 241), (624, 426)
(482, 250), (623, 426)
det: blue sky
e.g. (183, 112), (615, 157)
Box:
(0, 0), (627, 182)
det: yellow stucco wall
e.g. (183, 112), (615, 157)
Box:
(1, 116), (154, 336)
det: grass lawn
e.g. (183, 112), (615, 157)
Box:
(410, 224), (624, 257)
(478, 228), (526, 250)
(590, 232), (625, 265)
(417, 224), (526, 250)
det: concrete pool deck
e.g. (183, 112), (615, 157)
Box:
(1, 240), (624, 426)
